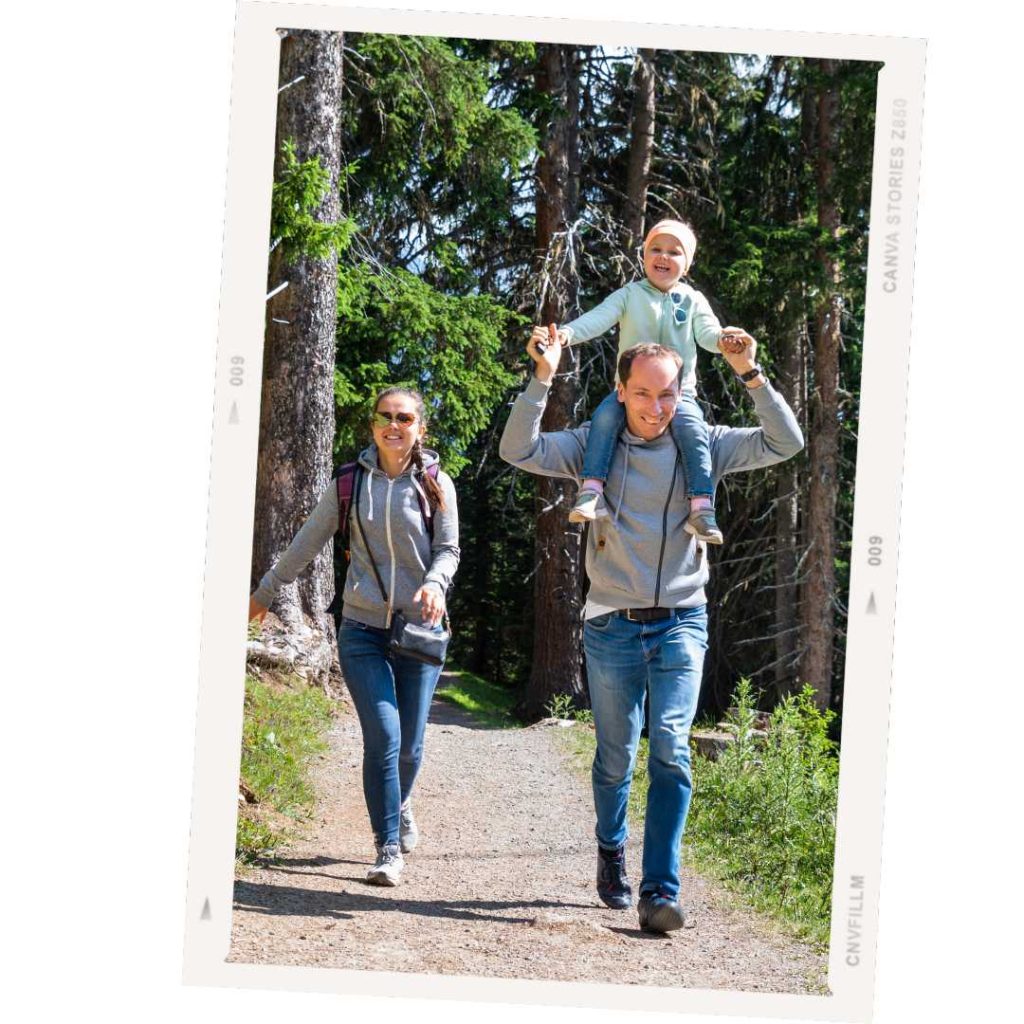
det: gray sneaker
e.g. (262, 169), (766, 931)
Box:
(568, 488), (609, 524)
(684, 508), (724, 544)
(399, 801), (419, 853)
(366, 842), (404, 886)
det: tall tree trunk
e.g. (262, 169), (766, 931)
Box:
(773, 314), (806, 698)
(251, 30), (342, 680)
(801, 59), (842, 709)
(624, 48), (656, 251)
(523, 43), (584, 718)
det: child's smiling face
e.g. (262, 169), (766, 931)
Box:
(643, 233), (688, 292)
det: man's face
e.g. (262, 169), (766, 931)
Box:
(643, 233), (687, 292)
(616, 355), (681, 441)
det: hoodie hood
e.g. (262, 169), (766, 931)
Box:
(355, 443), (443, 526)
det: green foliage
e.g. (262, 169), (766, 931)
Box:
(544, 692), (575, 719)
(434, 668), (518, 727)
(686, 679), (839, 946)
(334, 262), (523, 475)
(271, 139), (356, 264)
(236, 675), (335, 862)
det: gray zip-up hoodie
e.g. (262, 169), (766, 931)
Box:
(252, 445), (460, 629)
(499, 377), (802, 617)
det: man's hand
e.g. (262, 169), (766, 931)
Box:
(718, 328), (760, 377)
(527, 325), (564, 383)
(718, 327), (750, 355)
(248, 595), (269, 625)
(413, 584), (446, 628)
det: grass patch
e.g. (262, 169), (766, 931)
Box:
(236, 673), (335, 863)
(553, 679), (837, 949)
(435, 668), (518, 727)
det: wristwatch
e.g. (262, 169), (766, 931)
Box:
(736, 364), (764, 383)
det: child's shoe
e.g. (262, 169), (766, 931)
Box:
(685, 508), (724, 544)
(568, 487), (609, 524)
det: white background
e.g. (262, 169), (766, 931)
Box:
(5, 1), (1017, 1022)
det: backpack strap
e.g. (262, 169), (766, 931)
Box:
(333, 461), (361, 558)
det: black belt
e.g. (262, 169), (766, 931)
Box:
(620, 607), (674, 622)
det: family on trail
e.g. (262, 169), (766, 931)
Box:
(248, 218), (803, 935)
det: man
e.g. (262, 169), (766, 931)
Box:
(499, 331), (803, 934)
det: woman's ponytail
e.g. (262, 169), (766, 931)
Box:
(411, 437), (446, 513)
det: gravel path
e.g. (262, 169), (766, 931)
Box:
(229, 682), (827, 992)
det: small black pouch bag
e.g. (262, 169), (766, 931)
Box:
(388, 609), (450, 666)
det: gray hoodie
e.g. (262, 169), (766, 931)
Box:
(252, 444), (460, 629)
(498, 377), (803, 617)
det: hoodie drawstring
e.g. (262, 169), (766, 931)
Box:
(365, 464), (375, 522)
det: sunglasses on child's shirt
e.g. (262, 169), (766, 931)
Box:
(670, 292), (689, 326)
(372, 411), (418, 428)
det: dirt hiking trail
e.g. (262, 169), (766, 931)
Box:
(230, 678), (828, 992)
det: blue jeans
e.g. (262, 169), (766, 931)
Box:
(583, 606), (708, 899)
(582, 391), (713, 498)
(337, 618), (444, 846)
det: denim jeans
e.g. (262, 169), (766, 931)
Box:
(337, 617), (444, 846)
(583, 606), (708, 899)
(582, 390), (713, 498)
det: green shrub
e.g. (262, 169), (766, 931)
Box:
(545, 692), (574, 719)
(686, 678), (838, 947)
(236, 675), (335, 862)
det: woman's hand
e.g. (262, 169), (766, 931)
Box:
(413, 584), (446, 627)
(248, 595), (269, 625)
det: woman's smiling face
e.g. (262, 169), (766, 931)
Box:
(371, 392), (425, 462)
(643, 233), (688, 292)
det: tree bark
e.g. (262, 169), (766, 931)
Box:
(624, 48), (656, 252)
(801, 59), (842, 709)
(773, 314), (806, 698)
(251, 30), (343, 680)
(523, 43), (585, 719)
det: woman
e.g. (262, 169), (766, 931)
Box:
(248, 387), (460, 886)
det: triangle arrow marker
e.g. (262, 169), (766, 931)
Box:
(200, 898), (212, 921)
(229, 402), (239, 425)
(866, 593), (877, 615)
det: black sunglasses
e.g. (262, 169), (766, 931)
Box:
(372, 411), (418, 428)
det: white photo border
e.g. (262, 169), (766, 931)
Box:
(184, 4), (925, 1020)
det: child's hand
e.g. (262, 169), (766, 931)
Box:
(718, 327), (752, 355)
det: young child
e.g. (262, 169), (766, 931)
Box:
(537, 218), (748, 544)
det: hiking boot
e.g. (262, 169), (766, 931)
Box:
(366, 842), (404, 886)
(684, 508), (724, 545)
(568, 488), (609, 524)
(638, 890), (686, 933)
(596, 843), (633, 909)
(399, 800), (419, 854)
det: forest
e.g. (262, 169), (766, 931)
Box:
(251, 30), (880, 729)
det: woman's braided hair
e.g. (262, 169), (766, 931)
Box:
(373, 386), (446, 513)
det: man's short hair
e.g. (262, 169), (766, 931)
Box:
(618, 343), (684, 385)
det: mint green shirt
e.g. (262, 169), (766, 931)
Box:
(561, 279), (722, 394)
